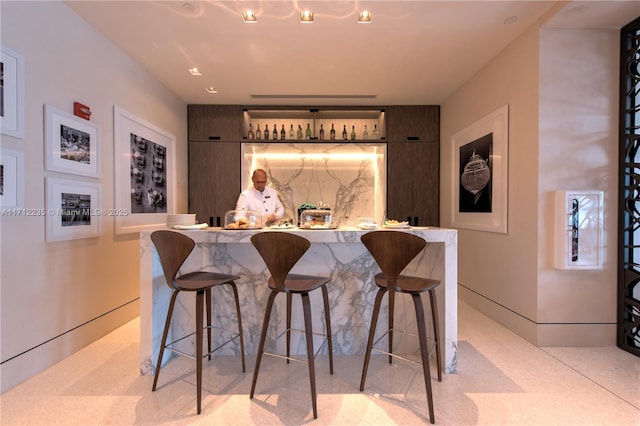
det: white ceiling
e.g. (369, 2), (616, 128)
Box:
(65, 1), (640, 106)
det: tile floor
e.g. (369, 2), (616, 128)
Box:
(1, 300), (638, 425)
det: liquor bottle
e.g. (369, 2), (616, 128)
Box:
(256, 124), (262, 140)
(305, 123), (312, 140)
(330, 124), (336, 140)
(289, 124), (295, 139)
(272, 124), (278, 140)
(372, 124), (379, 139)
(264, 124), (270, 140)
(297, 124), (303, 140)
(351, 125), (356, 140)
(248, 123), (255, 140)
(319, 124), (325, 140)
(342, 125), (348, 140)
(280, 124), (286, 140)
(363, 125), (368, 139)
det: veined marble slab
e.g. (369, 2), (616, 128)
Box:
(139, 227), (458, 376)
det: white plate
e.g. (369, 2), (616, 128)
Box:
(382, 222), (410, 229)
(358, 223), (378, 230)
(173, 223), (208, 230)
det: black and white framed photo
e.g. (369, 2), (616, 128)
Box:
(451, 104), (509, 234)
(113, 105), (175, 235)
(44, 104), (101, 178)
(45, 177), (100, 242)
(1, 45), (25, 139)
(0, 148), (25, 209)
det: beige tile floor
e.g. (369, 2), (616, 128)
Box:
(1, 300), (638, 425)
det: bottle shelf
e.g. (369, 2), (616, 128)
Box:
(242, 108), (386, 141)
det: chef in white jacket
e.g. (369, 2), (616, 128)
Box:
(235, 169), (285, 226)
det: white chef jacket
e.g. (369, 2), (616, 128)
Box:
(235, 186), (285, 222)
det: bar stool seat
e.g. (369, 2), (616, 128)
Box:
(250, 231), (334, 419)
(150, 230), (246, 415)
(360, 230), (442, 424)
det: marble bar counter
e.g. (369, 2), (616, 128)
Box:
(139, 226), (458, 375)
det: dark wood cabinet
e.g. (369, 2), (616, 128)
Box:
(386, 141), (439, 226)
(188, 141), (241, 224)
(188, 104), (440, 227)
(188, 105), (242, 141)
(386, 105), (439, 143)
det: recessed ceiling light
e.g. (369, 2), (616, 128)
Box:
(188, 67), (202, 76)
(504, 15), (518, 24)
(242, 10), (257, 23)
(300, 10), (313, 23)
(206, 87), (218, 94)
(358, 11), (372, 23)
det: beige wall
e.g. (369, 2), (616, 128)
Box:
(537, 27), (618, 345)
(441, 19), (619, 345)
(441, 20), (541, 341)
(0, 1), (187, 392)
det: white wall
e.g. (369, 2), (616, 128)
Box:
(537, 27), (619, 345)
(0, 1), (188, 392)
(441, 18), (620, 345)
(441, 22), (542, 343)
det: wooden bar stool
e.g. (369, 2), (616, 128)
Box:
(150, 230), (246, 414)
(359, 230), (442, 424)
(250, 232), (334, 419)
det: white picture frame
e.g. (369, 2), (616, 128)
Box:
(44, 104), (101, 178)
(0, 148), (25, 209)
(451, 104), (509, 234)
(1, 45), (25, 138)
(45, 177), (100, 242)
(113, 105), (175, 235)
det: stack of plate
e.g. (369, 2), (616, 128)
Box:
(167, 214), (197, 228)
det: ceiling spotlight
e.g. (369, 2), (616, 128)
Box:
(188, 67), (202, 76)
(205, 87), (218, 94)
(300, 10), (314, 23)
(242, 10), (257, 23)
(358, 11), (372, 23)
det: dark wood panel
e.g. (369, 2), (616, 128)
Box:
(188, 105), (242, 141)
(386, 105), (439, 143)
(387, 142), (439, 226)
(188, 141), (241, 223)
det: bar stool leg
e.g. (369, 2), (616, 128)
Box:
(286, 292), (292, 364)
(321, 286), (334, 374)
(429, 289), (442, 381)
(360, 287), (386, 391)
(153, 290), (180, 391)
(230, 282), (246, 372)
(195, 289), (204, 415)
(301, 292), (317, 419)
(412, 293), (435, 424)
(206, 288), (212, 361)
(388, 289), (395, 364)
(250, 290), (277, 399)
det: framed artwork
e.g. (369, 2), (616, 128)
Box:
(113, 105), (175, 235)
(0, 148), (25, 209)
(44, 104), (101, 178)
(1, 45), (25, 138)
(451, 104), (508, 234)
(45, 177), (100, 242)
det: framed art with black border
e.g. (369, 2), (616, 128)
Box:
(0, 45), (25, 139)
(45, 104), (101, 178)
(113, 105), (175, 235)
(0, 148), (25, 209)
(45, 177), (100, 242)
(451, 104), (509, 234)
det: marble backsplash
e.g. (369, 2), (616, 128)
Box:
(242, 143), (386, 225)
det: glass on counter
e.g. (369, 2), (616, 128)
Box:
(299, 209), (334, 229)
(224, 210), (263, 229)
